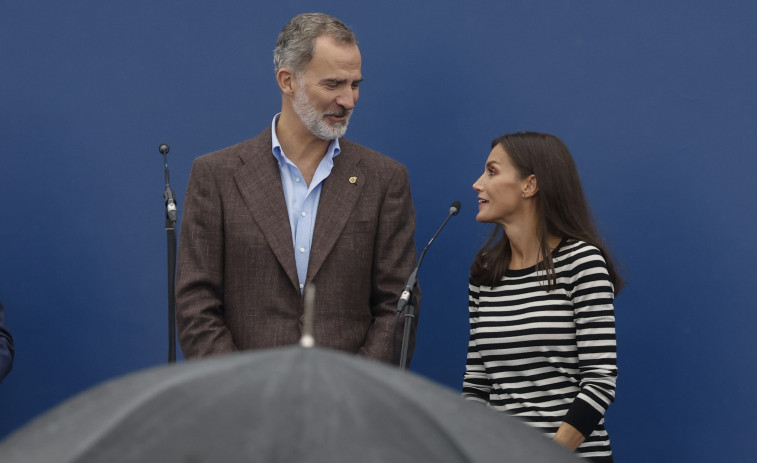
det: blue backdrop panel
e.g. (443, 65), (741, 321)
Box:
(1, 1), (755, 461)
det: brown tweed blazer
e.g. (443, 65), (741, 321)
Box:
(176, 127), (419, 363)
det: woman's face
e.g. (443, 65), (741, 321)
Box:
(472, 144), (529, 225)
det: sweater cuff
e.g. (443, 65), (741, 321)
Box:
(563, 397), (604, 438)
(461, 386), (489, 404)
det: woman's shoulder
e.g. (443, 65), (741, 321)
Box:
(554, 239), (607, 267)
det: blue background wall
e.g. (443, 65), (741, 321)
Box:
(1, 1), (756, 461)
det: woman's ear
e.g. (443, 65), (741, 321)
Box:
(523, 174), (539, 198)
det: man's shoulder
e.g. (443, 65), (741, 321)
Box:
(339, 138), (405, 169)
(194, 128), (272, 167)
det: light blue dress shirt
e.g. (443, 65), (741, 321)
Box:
(270, 115), (340, 292)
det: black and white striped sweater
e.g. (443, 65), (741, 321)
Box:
(463, 239), (617, 461)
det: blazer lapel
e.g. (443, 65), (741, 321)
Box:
(233, 131), (299, 291)
(307, 145), (364, 283)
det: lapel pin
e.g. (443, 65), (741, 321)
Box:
(349, 176), (358, 184)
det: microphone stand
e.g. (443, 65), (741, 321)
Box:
(160, 144), (178, 363)
(397, 270), (418, 370)
(398, 201), (460, 369)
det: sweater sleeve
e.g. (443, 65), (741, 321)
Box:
(462, 280), (491, 404)
(563, 246), (618, 437)
(0, 301), (14, 383)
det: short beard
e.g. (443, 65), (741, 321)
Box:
(293, 78), (352, 140)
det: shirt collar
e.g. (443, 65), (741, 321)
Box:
(271, 113), (341, 164)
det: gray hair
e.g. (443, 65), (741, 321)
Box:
(273, 13), (357, 75)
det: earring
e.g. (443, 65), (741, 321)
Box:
(522, 193), (526, 198)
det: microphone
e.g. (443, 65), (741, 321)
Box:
(397, 200), (461, 314)
(159, 143), (179, 363)
(449, 200), (461, 216)
(159, 143), (177, 223)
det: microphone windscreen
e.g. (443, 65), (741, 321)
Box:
(449, 200), (461, 216)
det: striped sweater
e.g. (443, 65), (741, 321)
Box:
(463, 239), (617, 461)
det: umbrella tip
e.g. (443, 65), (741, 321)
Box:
(299, 284), (316, 348)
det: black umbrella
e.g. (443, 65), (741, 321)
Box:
(0, 346), (580, 462)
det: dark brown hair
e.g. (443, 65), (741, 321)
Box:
(470, 132), (623, 294)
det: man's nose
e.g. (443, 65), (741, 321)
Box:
(336, 88), (357, 110)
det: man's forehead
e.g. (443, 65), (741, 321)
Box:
(311, 36), (361, 60)
(303, 39), (362, 79)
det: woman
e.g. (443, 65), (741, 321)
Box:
(463, 132), (622, 462)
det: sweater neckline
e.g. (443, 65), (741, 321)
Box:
(504, 237), (570, 277)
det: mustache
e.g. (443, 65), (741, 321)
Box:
(325, 106), (352, 118)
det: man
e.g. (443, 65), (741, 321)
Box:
(176, 13), (419, 364)
(0, 300), (14, 383)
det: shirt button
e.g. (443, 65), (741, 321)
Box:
(301, 212), (306, 217)
(295, 177), (300, 182)
(299, 247), (305, 253)
(299, 284), (304, 289)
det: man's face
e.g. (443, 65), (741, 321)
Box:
(292, 36), (362, 140)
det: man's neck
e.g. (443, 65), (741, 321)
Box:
(276, 110), (331, 185)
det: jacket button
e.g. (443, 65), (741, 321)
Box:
(299, 314), (307, 325)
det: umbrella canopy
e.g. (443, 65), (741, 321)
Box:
(0, 346), (580, 462)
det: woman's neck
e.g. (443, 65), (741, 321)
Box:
(506, 225), (562, 270)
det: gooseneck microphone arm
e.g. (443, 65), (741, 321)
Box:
(397, 200), (461, 369)
(160, 143), (178, 363)
(396, 200), (460, 315)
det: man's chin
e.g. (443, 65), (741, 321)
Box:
(317, 120), (348, 139)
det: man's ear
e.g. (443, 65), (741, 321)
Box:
(277, 68), (296, 95)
